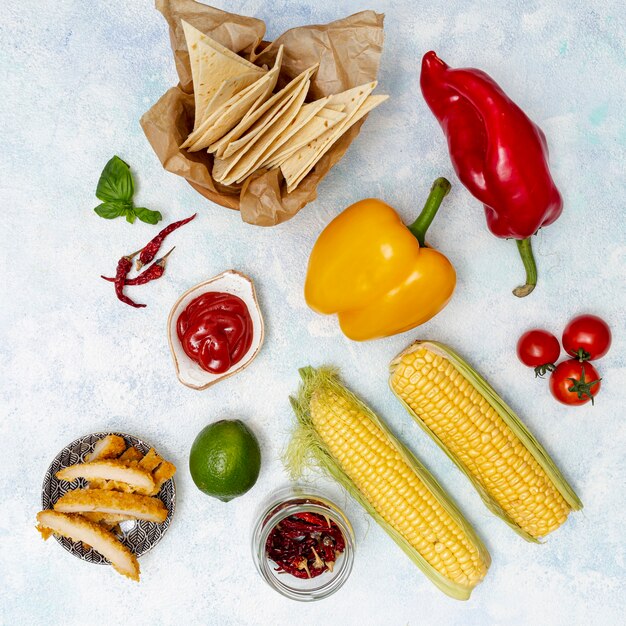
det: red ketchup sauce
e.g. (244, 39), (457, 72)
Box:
(176, 292), (253, 374)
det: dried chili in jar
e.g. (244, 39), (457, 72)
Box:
(265, 512), (346, 579)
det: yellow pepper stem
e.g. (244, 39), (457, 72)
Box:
(408, 177), (452, 247)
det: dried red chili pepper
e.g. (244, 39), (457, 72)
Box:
(266, 512), (345, 580)
(136, 213), (196, 269)
(321, 535), (336, 568)
(292, 512), (330, 527)
(279, 518), (324, 533)
(112, 250), (145, 308)
(278, 559), (312, 579)
(327, 526), (346, 552)
(102, 247), (175, 286)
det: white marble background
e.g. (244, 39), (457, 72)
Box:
(1, 1), (625, 624)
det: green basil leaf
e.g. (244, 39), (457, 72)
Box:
(96, 155), (134, 203)
(94, 201), (128, 219)
(134, 207), (163, 225)
(125, 207), (137, 224)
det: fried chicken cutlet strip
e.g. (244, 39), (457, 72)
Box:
(119, 447), (143, 462)
(138, 448), (164, 473)
(36, 510), (140, 581)
(85, 435), (126, 462)
(92, 461), (176, 495)
(150, 461), (177, 496)
(54, 489), (168, 523)
(89, 480), (136, 492)
(81, 512), (133, 524)
(89, 445), (142, 490)
(56, 460), (155, 494)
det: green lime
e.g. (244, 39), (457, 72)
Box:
(189, 420), (261, 502)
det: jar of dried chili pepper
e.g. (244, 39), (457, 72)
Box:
(251, 486), (355, 601)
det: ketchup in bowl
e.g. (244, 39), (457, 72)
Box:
(176, 292), (253, 374)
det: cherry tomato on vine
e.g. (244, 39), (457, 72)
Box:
(549, 360), (602, 406)
(562, 314), (612, 361)
(516, 330), (560, 377)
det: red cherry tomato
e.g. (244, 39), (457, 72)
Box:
(562, 314), (612, 361)
(549, 360), (602, 406)
(516, 330), (560, 377)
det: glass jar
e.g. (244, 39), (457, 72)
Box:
(251, 485), (355, 601)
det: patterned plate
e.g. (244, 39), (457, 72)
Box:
(41, 432), (176, 563)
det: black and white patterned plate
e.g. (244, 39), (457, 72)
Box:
(41, 432), (176, 563)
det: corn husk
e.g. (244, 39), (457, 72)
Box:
(286, 366), (491, 601)
(389, 341), (583, 543)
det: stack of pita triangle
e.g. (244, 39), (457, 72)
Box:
(180, 21), (388, 193)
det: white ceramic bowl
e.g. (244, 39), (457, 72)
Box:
(167, 270), (264, 390)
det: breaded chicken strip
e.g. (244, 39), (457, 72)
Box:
(138, 448), (164, 473)
(85, 435), (126, 462)
(81, 512), (133, 524)
(89, 480), (136, 493)
(119, 447), (144, 462)
(54, 489), (168, 523)
(150, 461), (177, 496)
(36, 510), (140, 581)
(56, 460), (155, 494)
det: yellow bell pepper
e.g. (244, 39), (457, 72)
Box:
(304, 178), (456, 341)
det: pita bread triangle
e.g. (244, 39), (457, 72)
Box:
(220, 78), (313, 185)
(212, 72), (312, 184)
(181, 46), (284, 151)
(181, 21), (262, 74)
(255, 97), (329, 167)
(323, 104), (346, 113)
(220, 64), (318, 159)
(200, 71), (261, 123)
(280, 82), (376, 184)
(181, 21), (264, 130)
(210, 61), (317, 159)
(285, 93), (388, 192)
(264, 106), (347, 168)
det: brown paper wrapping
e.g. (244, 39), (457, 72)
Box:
(141, 0), (384, 226)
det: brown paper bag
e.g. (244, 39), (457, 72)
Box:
(141, 0), (384, 226)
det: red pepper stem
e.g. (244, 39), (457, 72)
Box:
(407, 177), (451, 247)
(512, 237), (538, 298)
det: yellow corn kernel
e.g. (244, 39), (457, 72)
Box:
(390, 342), (582, 541)
(289, 367), (490, 600)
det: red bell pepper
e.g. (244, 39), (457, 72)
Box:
(420, 51), (563, 297)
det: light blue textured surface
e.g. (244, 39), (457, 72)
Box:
(1, 1), (625, 624)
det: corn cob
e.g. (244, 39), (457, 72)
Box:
(389, 341), (582, 542)
(287, 366), (490, 600)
